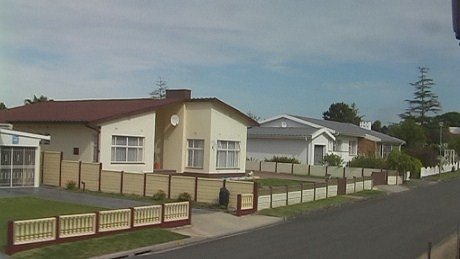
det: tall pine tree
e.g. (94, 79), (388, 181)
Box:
(400, 67), (441, 126)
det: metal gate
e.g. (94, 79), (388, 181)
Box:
(0, 147), (36, 187)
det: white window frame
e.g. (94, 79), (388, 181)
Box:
(111, 135), (144, 163)
(216, 140), (240, 169)
(187, 139), (204, 168)
(333, 140), (342, 152)
(348, 140), (357, 156)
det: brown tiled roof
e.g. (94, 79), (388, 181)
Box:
(0, 98), (183, 124)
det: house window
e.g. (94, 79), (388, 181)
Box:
(111, 136), (144, 163)
(349, 140), (357, 156)
(216, 140), (240, 169)
(187, 139), (204, 168)
(382, 144), (393, 158)
(333, 140), (342, 152)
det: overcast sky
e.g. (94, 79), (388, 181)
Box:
(1, 1), (459, 124)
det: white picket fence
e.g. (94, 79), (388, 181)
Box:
(420, 163), (459, 178)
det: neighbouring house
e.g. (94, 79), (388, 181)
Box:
(0, 90), (257, 176)
(0, 125), (50, 187)
(247, 114), (405, 165)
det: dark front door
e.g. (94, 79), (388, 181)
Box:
(314, 145), (324, 165)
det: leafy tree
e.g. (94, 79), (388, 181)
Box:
(150, 77), (168, 99)
(247, 111), (261, 122)
(0, 102), (6, 110)
(322, 102), (362, 125)
(400, 67), (441, 126)
(371, 120), (382, 132)
(24, 95), (48, 105)
(388, 119), (426, 149)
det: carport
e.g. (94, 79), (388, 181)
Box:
(0, 127), (50, 187)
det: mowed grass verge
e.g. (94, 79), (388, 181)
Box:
(0, 197), (187, 258)
(254, 178), (314, 187)
(258, 190), (386, 218)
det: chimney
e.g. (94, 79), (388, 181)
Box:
(359, 121), (372, 130)
(165, 89), (191, 100)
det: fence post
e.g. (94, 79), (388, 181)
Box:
(55, 216), (60, 241)
(168, 175), (172, 199)
(313, 182), (316, 201)
(300, 183), (303, 203)
(98, 163), (102, 192)
(275, 162), (278, 173)
(308, 165), (311, 176)
(194, 177), (198, 202)
(236, 194), (242, 216)
(58, 152), (63, 187)
(143, 173), (147, 197)
(326, 179), (329, 198)
(120, 171), (124, 194)
(285, 185), (289, 206)
(291, 163), (294, 174)
(361, 167), (364, 177)
(95, 211), (100, 234)
(343, 167), (346, 178)
(353, 176), (357, 193)
(269, 186), (273, 208)
(325, 166), (328, 177)
(259, 161), (262, 172)
(78, 161), (82, 189)
(130, 208), (135, 228)
(161, 204), (165, 227)
(427, 241), (432, 259)
(6, 221), (14, 255)
(253, 182), (259, 212)
(40, 152), (44, 185)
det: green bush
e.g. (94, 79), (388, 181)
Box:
(405, 147), (438, 167)
(387, 150), (422, 178)
(177, 192), (192, 202)
(65, 180), (77, 190)
(264, 156), (300, 164)
(152, 190), (166, 201)
(348, 155), (386, 169)
(322, 153), (344, 166)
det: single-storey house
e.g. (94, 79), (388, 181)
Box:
(247, 114), (405, 165)
(0, 126), (50, 187)
(0, 90), (257, 176)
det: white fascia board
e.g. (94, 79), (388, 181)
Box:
(259, 114), (323, 129)
(364, 134), (381, 142)
(311, 128), (336, 141)
(0, 128), (51, 140)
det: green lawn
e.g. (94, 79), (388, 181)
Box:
(254, 178), (313, 187)
(0, 196), (187, 257)
(258, 196), (354, 218)
(0, 196), (104, 252)
(258, 190), (385, 218)
(425, 170), (460, 181)
(12, 228), (187, 259)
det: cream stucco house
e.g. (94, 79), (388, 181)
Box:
(0, 90), (257, 176)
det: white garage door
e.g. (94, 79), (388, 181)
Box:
(0, 147), (36, 187)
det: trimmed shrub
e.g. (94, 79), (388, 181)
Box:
(387, 150), (422, 178)
(65, 180), (77, 190)
(322, 153), (344, 166)
(264, 156), (300, 164)
(348, 155), (386, 169)
(177, 192), (192, 202)
(152, 190), (166, 201)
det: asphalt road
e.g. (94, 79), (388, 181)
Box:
(147, 179), (460, 259)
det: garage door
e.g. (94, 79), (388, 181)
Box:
(0, 147), (36, 187)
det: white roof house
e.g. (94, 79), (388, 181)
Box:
(247, 114), (405, 165)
